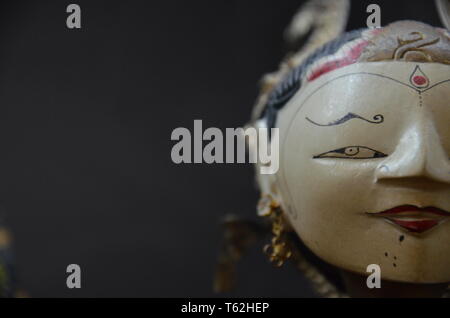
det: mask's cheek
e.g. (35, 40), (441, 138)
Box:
(278, 140), (387, 272)
(284, 155), (378, 236)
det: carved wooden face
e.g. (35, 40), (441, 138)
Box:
(275, 62), (450, 283)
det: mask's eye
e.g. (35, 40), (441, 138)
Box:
(313, 146), (387, 159)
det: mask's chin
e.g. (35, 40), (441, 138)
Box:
(284, 199), (450, 286)
(339, 269), (450, 298)
(284, 224), (446, 297)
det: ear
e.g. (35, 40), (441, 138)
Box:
(246, 119), (283, 208)
(246, 119), (294, 231)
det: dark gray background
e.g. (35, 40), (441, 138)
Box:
(0, 0), (442, 297)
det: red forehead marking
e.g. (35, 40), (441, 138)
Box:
(409, 66), (430, 89)
(413, 75), (427, 86)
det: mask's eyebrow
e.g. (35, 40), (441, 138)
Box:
(306, 112), (384, 127)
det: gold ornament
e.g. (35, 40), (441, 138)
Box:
(259, 195), (293, 267)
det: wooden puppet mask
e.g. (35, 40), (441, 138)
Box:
(254, 21), (450, 284)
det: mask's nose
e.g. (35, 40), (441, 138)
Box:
(374, 117), (450, 186)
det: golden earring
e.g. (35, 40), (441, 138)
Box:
(258, 194), (292, 267)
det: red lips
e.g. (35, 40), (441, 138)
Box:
(369, 205), (450, 233)
(387, 219), (439, 233)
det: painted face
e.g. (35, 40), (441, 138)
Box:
(275, 62), (450, 283)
